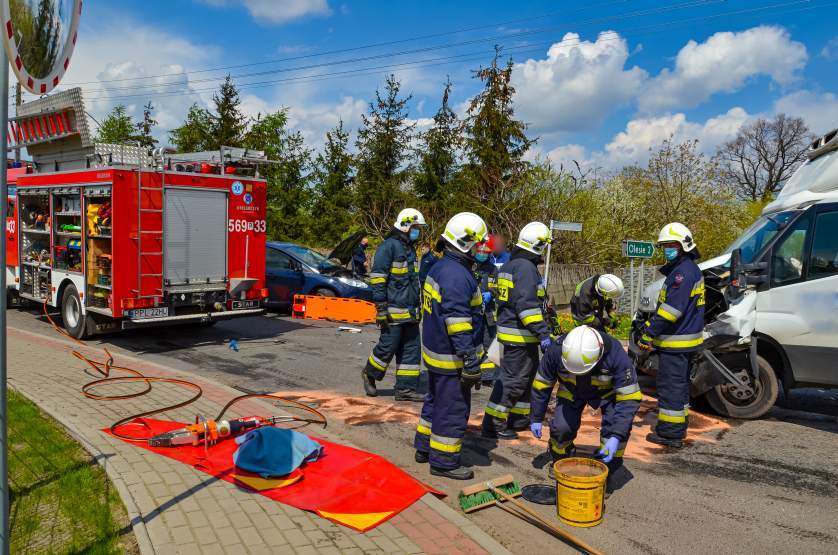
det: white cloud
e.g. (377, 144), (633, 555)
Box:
(287, 96), (367, 148)
(640, 26), (807, 113)
(773, 91), (838, 136)
(600, 108), (752, 168)
(53, 19), (219, 142)
(202, 0), (332, 24)
(820, 36), (838, 60)
(512, 31), (647, 134)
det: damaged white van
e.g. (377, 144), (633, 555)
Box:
(630, 128), (838, 419)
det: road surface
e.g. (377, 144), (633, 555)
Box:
(9, 307), (838, 554)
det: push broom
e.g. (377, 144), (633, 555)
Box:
(458, 474), (604, 555)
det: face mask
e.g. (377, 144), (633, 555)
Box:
(664, 247), (680, 261)
(409, 228), (420, 242)
(475, 252), (489, 263)
(360, 243), (368, 250)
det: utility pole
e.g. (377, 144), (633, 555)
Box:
(0, 44), (10, 555)
(13, 82), (19, 164)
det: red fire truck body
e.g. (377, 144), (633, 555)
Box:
(7, 165), (267, 337)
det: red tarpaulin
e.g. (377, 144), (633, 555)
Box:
(107, 418), (441, 531)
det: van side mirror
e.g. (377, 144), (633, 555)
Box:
(730, 249), (768, 290)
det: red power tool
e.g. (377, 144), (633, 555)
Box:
(148, 415), (296, 447)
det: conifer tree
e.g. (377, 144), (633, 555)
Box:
(354, 74), (415, 235)
(208, 75), (249, 149)
(95, 105), (135, 144)
(312, 120), (355, 243)
(169, 103), (212, 152)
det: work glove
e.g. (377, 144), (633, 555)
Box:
(530, 422), (543, 439)
(540, 336), (553, 353)
(638, 334), (654, 351)
(482, 291), (493, 305)
(607, 314), (620, 329)
(596, 436), (621, 463)
(375, 304), (390, 328)
(460, 352), (482, 390)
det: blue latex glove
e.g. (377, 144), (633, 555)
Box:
(530, 422), (542, 439)
(597, 436), (621, 463)
(229, 339), (239, 352)
(540, 337), (553, 353)
(482, 291), (492, 305)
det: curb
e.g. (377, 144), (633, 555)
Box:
(8, 383), (157, 555)
(9, 324), (510, 554)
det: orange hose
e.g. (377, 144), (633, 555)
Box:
(42, 302), (326, 441)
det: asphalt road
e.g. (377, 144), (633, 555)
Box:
(10, 306), (838, 554)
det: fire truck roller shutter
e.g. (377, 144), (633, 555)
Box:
(164, 188), (228, 286)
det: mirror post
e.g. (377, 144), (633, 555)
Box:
(0, 42), (9, 555)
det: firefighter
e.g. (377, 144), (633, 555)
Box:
(474, 237), (499, 386)
(482, 221), (552, 439)
(352, 236), (369, 277)
(363, 208), (426, 402)
(638, 222), (705, 448)
(530, 325), (641, 480)
(414, 212), (489, 480)
(570, 274), (624, 331)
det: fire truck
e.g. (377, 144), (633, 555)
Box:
(5, 89), (268, 338)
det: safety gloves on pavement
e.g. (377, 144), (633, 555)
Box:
(596, 436), (621, 463)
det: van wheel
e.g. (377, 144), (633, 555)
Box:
(312, 287), (336, 297)
(705, 355), (778, 419)
(61, 284), (87, 339)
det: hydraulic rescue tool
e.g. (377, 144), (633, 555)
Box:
(148, 415), (299, 447)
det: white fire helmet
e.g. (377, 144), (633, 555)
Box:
(516, 221), (551, 255)
(657, 222), (696, 252)
(561, 325), (604, 375)
(394, 208), (426, 232)
(442, 212), (489, 253)
(595, 274), (624, 300)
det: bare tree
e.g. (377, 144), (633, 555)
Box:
(716, 114), (812, 201)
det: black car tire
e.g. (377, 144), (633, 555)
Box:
(312, 287), (337, 297)
(61, 284), (87, 339)
(705, 355), (778, 420)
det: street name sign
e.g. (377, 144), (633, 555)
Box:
(550, 220), (582, 232)
(622, 239), (655, 258)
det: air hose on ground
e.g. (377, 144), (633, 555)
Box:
(42, 302), (327, 442)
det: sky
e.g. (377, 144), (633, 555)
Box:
(34, 0), (838, 171)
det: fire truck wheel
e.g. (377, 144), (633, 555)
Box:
(61, 284), (87, 339)
(312, 287), (336, 297)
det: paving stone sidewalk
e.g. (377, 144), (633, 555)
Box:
(8, 326), (510, 555)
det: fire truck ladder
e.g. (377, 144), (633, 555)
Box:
(134, 166), (165, 301)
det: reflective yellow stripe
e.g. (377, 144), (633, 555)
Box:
(391, 266), (408, 275)
(497, 278), (514, 289)
(616, 390), (643, 402)
(550, 439), (573, 455)
(423, 284), (441, 302)
(422, 351), (463, 370)
(390, 312), (411, 320)
(652, 337), (703, 349)
(533, 378), (554, 391)
(480, 361), (497, 369)
(396, 368), (421, 377)
(416, 424), (431, 436)
(691, 282), (705, 296)
(510, 405), (530, 415)
(521, 313), (544, 326)
(485, 403), (509, 420)
(497, 332), (539, 344)
(537, 288), (546, 298)
(430, 439), (461, 453)
(369, 277), (386, 284)
(470, 294), (483, 307)
(658, 412), (687, 423)
(557, 388), (574, 402)
(656, 306), (679, 322)
(368, 356), (386, 371)
(446, 322), (473, 334)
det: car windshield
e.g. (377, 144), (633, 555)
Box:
(725, 210), (801, 264)
(284, 244), (341, 272)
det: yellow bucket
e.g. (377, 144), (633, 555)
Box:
(553, 457), (608, 527)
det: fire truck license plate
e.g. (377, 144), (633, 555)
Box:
(127, 307), (170, 320)
(232, 300), (259, 310)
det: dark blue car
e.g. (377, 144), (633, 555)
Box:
(265, 236), (373, 309)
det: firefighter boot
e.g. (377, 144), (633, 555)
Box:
(415, 451), (429, 463)
(362, 370), (377, 397)
(431, 466), (474, 480)
(646, 432), (684, 449)
(395, 389), (425, 402)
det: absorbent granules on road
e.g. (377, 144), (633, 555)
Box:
(106, 417), (443, 532)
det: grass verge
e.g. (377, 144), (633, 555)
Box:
(8, 389), (138, 554)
